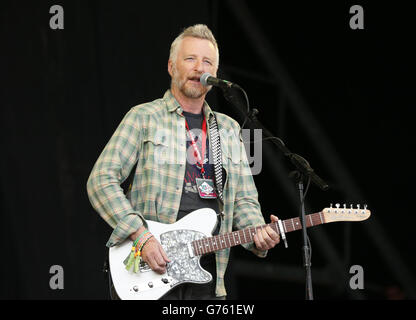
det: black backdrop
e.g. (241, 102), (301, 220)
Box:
(1, 1), (415, 300)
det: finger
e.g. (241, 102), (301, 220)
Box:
(255, 228), (267, 250)
(159, 244), (171, 263)
(259, 226), (280, 249)
(153, 251), (167, 268)
(261, 228), (276, 248)
(142, 240), (167, 273)
(152, 260), (166, 274)
(270, 214), (279, 222)
(253, 233), (261, 250)
(147, 251), (166, 274)
(150, 245), (168, 270)
(265, 226), (280, 243)
(145, 255), (161, 273)
(253, 232), (259, 249)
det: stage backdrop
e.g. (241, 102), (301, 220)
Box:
(1, 1), (415, 299)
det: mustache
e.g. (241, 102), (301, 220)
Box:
(188, 73), (203, 81)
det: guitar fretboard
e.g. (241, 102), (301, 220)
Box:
(191, 212), (325, 256)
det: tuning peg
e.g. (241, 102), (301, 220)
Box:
(343, 204), (346, 209)
(364, 204), (367, 210)
(330, 203), (333, 208)
(350, 204), (353, 209)
(357, 204), (360, 209)
(336, 203), (340, 209)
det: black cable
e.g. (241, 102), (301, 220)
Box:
(301, 176), (312, 264)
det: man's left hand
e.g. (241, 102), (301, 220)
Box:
(253, 214), (280, 251)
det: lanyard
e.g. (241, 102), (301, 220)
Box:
(184, 115), (207, 178)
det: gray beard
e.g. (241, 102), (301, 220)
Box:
(171, 66), (210, 99)
(173, 77), (206, 99)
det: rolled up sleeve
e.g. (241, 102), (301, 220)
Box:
(231, 129), (267, 258)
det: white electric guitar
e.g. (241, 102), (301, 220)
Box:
(109, 204), (371, 300)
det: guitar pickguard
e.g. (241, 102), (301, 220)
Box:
(108, 208), (219, 299)
(160, 229), (212, 284)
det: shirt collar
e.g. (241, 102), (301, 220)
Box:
(163, 89), (214, 120)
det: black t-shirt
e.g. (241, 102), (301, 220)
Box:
(178, 111), (220, 234)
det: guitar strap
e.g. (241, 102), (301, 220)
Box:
(208, 113), (225, 208)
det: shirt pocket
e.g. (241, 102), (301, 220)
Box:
(222, 144), (242, 187)
(222, 140), (242, 165)
(142, 133), (172, 167)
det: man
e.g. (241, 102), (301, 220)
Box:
(87, 24), (280, 300)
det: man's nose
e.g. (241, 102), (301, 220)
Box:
(193, 59), (204, 73)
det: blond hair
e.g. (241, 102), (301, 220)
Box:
(169, 24), (219, 69)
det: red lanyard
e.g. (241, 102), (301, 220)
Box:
(184, 115), (207, 178)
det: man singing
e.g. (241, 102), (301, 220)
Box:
(87, 24), (280, 300)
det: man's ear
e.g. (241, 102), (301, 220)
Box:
(167, 60), (173, 77)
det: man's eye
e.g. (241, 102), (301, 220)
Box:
(204, 60), (212, 65)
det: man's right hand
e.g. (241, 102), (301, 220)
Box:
(129, 227), (171, 274)
(140, 237), (171, 274)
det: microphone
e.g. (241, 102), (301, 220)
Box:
(200, 73), (239, 89)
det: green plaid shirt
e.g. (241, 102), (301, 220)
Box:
(87, 90), (267, 297)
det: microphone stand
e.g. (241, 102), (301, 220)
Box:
(221, 87), (329, 300)
(292, 171), (314, 300)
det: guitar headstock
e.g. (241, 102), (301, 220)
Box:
(322, 203), (371, 223)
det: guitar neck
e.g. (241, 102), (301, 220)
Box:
(191, 211), (326, 256)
